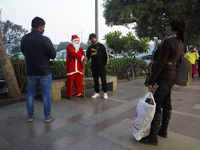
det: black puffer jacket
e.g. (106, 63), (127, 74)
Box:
(21, 30), (56, 76)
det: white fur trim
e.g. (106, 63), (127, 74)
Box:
(81, 56), (84, 61)
(72, 38), (80, 42)
(75, 59), (77, 72)
(66, 71), (83, 75)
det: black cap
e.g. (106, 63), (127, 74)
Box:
(31, 17), (45, 29)
(89, 33), (96, 40)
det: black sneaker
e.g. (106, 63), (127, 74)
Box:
(63, 95), (71, 100)
(66, 97), (71, 100)
(44, 115), (55, 123)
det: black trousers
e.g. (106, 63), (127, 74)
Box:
(91, 64), (107, 93)
(154, 78), (174, 114)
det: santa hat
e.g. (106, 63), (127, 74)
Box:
(71, 35), (80, 41)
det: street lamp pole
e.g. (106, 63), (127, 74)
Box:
(81, 31), (85, 43)
(95, 0), (99, 42)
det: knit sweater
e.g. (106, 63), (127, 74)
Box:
(21, 30), (56, 76)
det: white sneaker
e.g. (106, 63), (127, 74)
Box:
(103, 93), (108, 99)
(92, 93), (100, 98)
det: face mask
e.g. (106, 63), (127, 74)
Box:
(41, 29), (45, 35)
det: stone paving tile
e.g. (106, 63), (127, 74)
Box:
(4, 93), (142, 150)
(169, 113), (200, 139)
(39, 132), (130, 150)
(98, 118), (200, 150)
(1, 78), (200, 150)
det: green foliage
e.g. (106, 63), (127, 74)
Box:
(56, 41), (70, 52)
(85, 60), (92, 77)
(80, 42), (90, 50)
(106, 58), (132, 78)
(86, 38), (91, 47)
(132, 58), (147, 73)
(9, 58), (147, 93)
(57, 41), (90, 52)
(106, 58), (147, 79)
(10, 58), (26, 92)
(51, 60), (66, 79)
(50, 58), (147, 79)
(104, 31), (150, 54)
(136, 38), (150, 53)
(103, 0), (200, 46)
(9, 59), (67, 92)
(103, 31), (123, 53)
(0, 20), (28, 48)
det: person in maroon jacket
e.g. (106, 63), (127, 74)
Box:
(66, 35), (87, 99)
(140, 20), (187, 145)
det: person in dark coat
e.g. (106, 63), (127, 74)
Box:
(86, 33), (109, 99)
(21, 17), (56, 123)
(140, 19), (187, 145)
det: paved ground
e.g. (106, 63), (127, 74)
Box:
(0, 76), (200, 150)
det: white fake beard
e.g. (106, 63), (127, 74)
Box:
(73, 42), (80, 51)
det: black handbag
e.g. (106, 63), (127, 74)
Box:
(174, 56), (192, 86)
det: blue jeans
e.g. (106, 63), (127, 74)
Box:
(26, 74), (52, 118)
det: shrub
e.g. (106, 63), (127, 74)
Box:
(106, 58), (147, 79)
(85, 60), (92, 77)
(131, 58), (147, 74)
(9, 57), (147, 93)
(51, 60), (66, 79)
(10, 58), (27, 92)
(106, 58), (132, 79)
(51, 60), (93, 78)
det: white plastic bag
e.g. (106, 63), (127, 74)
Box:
(132, 92), (156, 141)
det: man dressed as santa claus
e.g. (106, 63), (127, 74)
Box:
(66, 35), (87, 99)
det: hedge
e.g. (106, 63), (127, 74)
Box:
(9, 57), (147, 92)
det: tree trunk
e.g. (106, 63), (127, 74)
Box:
(0, 27), (21, 98)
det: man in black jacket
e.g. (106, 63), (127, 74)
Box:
(21, 17), (56, 123)
(86, 33), (109, 99)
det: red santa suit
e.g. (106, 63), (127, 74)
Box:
(66, 35), (85, 97)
